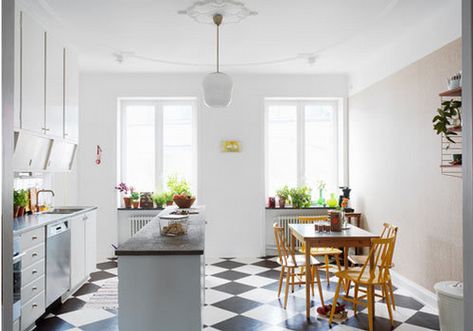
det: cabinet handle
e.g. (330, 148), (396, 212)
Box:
(32, 235), (38, 240)
(32, 252), (38, 257)
(32, 287), (37, 291)
(42, 128), (50, 132)
(32, 304), (38, 309)
(32, 269), (37, 275)
(28, 159), (33, 166)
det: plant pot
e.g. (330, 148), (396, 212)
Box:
(131, 200), (140, 209)
(278, 198), (286, 208)
(123, 197), (132, 208)
(173, 196), (196, 209)
(16, 206), (25, 218)
(14, 206), (19, 218)
(166, 201), (174, 206)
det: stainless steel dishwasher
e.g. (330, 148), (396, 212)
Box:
(46, 221), (71, 306)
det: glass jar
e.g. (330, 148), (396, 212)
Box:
(159, 216), (189, 237)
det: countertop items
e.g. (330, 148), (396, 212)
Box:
(13, 206), (97, 235)
(115, 206), (205, 256)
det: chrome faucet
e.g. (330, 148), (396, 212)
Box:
(36, 189), (55, 212)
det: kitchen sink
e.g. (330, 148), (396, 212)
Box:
(44, 208), (84, 215)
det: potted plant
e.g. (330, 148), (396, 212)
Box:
(289, 186), (312, 209)
(163, 191), (174, 206)
(433, 99), (462, 143)
(167, 175), (195, 209)
(130, 189), (140, 209)
(152, 192), (167, 209)
(115, 182), (131, 208)
(14, 189), (29, 218)
(276, 185), (290, 208)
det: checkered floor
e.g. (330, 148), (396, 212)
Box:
(33, 257), (440, 331)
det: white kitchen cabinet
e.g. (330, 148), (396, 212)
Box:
(70, 214), (86, 290)
(14, 8), (21, 129)
(45, 32), (64, 137)
(45, 140), (77, 171)
(13, 131), (51, 171)
(64, 48), (79, 141)
(70, 210), (97, 290)
(21, 11), (45, 134)
(85, 211), (97, 275)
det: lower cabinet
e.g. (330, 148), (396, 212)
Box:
(70, 210), (97, 290)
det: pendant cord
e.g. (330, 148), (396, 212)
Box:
(216, 23), (220, 73)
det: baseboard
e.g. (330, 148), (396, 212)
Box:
(390, 270), (438, 311)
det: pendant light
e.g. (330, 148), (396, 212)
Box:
(203, 13), (233, 108)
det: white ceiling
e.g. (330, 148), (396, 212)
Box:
(23, 0), (460, 76)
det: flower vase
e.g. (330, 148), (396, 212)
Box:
(317, 189), (325, 206)
(327, 193), (338, 208)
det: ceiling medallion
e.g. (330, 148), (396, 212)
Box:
(178, 0), (257, 24)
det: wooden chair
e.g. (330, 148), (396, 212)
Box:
(329, 236), (397, 331)
(298, 216), (342, 285)
(348, 223), (398, 310)
(273, 223), (325, 309)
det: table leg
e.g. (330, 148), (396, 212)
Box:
(343, 246), (349, 291)
(305, 240), (311, 320)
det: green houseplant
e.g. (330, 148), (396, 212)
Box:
(163, 191), (174, 206)
(289, 186), (312, 209)
(167, 175), (195, 209)
(14, 189), (29, 217)
(276, 185), (291, 208)
(130, 189), (140, 209)
(433, 99), (462, 143)
(152, 192), (167, 208)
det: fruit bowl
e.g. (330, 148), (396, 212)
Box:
(173, 195), (196, 209)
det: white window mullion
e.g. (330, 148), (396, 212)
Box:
(155, 102), (164, 191)
(120, 103), (128, 184)
(297, 101), (305, 187)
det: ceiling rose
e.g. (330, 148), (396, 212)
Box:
(178, 0), (257, 24)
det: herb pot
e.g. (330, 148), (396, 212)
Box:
(278, 198), (286, 208)
(131, 200), (140, 209)
(166, 201), (174, 206)
(123, 197), (132, 208)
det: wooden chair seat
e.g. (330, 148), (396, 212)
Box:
(301, 246), (342, 256)
(335, 268), (387, 286)
(349, 254), (395, 268)
(277, 255), (320, 268)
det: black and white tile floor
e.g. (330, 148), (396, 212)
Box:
(33, 257), (440, 331)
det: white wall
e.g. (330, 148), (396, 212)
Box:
(78, 73), (348, 260)
(349, 39), (462, 290)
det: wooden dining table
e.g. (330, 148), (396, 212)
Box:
(288, 223), (379, 321)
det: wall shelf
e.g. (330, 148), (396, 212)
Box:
(439, 87), (462, 97)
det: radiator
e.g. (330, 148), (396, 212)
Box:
(129, 215), (155, 237)
(277, 213), (327, 249)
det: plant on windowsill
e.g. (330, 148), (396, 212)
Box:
(167, 175), (195, 209)
(289, 186), (312, 209)
(276, 185), (291, 208)
(13, 189), (29, 218)
(115, 182), (131, 208)
(152, 192), (167, 209)
(433, 99), (462, 144)
(130, 189), (140, 209)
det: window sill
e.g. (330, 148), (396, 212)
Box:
(265, 206), (334, 210)
(117, 207), (165, 211)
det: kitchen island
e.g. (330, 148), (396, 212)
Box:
(115, 206), (205, 331)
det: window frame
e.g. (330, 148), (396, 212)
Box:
(119, 98), (198, 194)
(264, 98), (345, 198)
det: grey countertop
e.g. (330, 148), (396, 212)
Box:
(13, 206), (97, 235)
(115, 207), (205, 256)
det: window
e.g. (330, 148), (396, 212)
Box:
(119, 99), (197, 193)
(265, 99), (344, 198)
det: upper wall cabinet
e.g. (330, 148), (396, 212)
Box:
(21, 11), (45, 134)
(45, 33), (65, 137)
(14, 8), (21, 129)
(64, 49), (79, 142)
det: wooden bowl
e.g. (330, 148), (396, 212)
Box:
(173, 196), (196, 209)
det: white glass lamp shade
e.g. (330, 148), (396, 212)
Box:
(202, 72), (233, 108)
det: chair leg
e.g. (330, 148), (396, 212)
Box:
(291, 272), (295, 293)
(284, 268), (291, 309)
(388, 279), (396, 310)
(313, 265), (325, 307)
(367, 285), (374, 331)
(353, 284), (359, 315)
(345, 280), (352, 297)
(383, 284), (394, 325)
(310, 266), (315, 296)
(329, 278), (342, 326)
(277, 266), (285, 298)
(324, 255), (330, 285)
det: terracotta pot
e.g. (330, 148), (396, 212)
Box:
(14, 206), (19, 218)
(123, 197), (132, 208)
(278, 198), (286, 209)
(131, 200), (140, 209)
(17, 206), (25, 218)
(166, 201), (174, 206)
(173, 196), (196, 209)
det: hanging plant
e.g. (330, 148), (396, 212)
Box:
(432, 99), (462, 143)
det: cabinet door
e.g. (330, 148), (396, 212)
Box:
(64, 48), (79, 141)
(21, 11), (45, 134)
(13, 131), (51, 171)
(84, 211), (97, 276)
(70, 216), (86, 289)
(45, 33), (64, 137)
(14, 8), (21, 129)
(45, 140), (77, 171)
